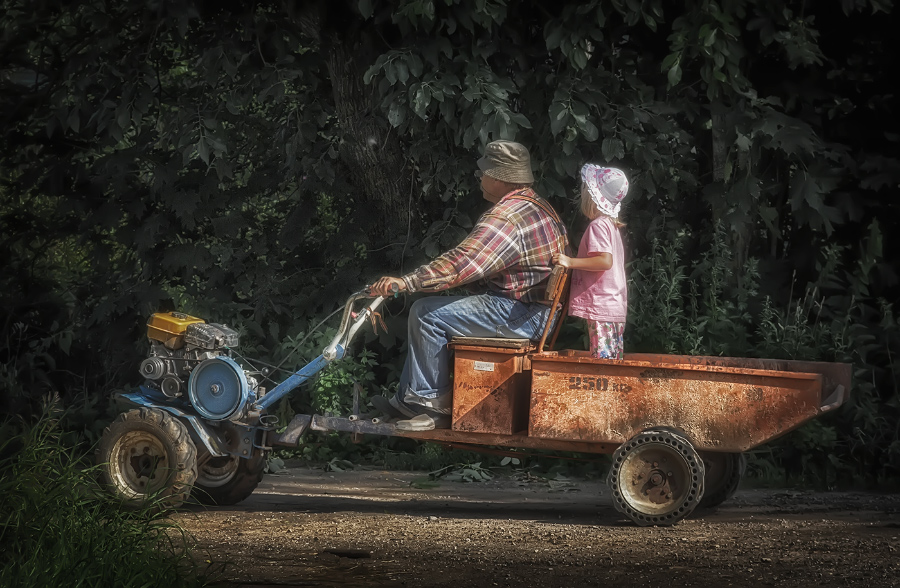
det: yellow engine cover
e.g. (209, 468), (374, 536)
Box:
(147, 312), (205, 348)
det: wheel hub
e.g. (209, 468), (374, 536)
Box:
(620, 446), (692, 513)
(112, 431), (170, 497)
(130, 452), (163, 481)
(197, 456), (240, 488)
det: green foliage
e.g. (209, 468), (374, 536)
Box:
(325, 457), (356, 472)
(629, 221), (762, 357)
(262, 324), (390, 463)
(0, 406), (209, 587)
(264, 326), (384, 417)
(627, 233), (702, 355)
(625, 216), (899, 487)
(1, 0), (898, 487)
(311, 348), (380, 415)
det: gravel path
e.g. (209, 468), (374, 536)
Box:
(175, 465), (900, 587)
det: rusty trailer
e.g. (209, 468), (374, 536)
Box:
(269, 267), (851, 526)
(274, 339), (850, 527)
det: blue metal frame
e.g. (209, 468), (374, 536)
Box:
(253, 291), (386, 411)
(254, 348), (342, 411)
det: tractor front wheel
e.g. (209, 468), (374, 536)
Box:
(97, 408), (198, 508)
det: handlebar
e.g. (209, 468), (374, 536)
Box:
(322, 286), (397, 361)
(364, 282), (401, 297)
(254, 284), (400, 411)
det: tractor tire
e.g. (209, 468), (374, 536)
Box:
(192, 452), (267, 506)
(607, 429), (705, 526)
(97, 407), (198, 509)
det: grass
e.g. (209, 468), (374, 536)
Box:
(0, 404), (211, 588)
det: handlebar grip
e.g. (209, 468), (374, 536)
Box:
(363, 281), (401, 297)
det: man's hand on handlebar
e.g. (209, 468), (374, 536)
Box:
(369, 277), (407, 297)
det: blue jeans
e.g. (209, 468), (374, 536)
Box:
(398, 294), (553, 401)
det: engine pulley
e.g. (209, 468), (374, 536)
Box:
(188, 356), (249, 421)
(140, 357), (167, 381)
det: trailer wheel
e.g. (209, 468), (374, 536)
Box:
(97, 408), (198, 509)
(607, 430), (705, 526)
(698, 452), (746, 509)
(192, 452), (267, 506)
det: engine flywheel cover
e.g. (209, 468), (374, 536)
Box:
(188, 356), (249, 420)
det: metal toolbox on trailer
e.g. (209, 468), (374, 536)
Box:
(449, 338), (533, 435)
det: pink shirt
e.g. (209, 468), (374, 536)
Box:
(567, 216), (627, 323)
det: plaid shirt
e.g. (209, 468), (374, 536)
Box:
(401, 188), (569, 303)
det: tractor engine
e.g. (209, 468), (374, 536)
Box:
(141, 312), (258, 421)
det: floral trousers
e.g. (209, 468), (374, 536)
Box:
(587, 321), (625, 359)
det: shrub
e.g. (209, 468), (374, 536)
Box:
(0, 402), (210, 587)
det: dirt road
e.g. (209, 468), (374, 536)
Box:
(175, 464), (900, 588)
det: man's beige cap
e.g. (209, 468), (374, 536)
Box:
(477, 140), (534, 184)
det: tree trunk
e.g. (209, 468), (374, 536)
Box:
(711, 108), (748, 273)
(294, 3), (410, 242)
(711, 112), (728, 184)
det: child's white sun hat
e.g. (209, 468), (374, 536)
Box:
(581, 164), (629, 218)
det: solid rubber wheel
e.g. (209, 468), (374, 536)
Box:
(97, 407), (198, 508)
(698, 452), (746, 509)
(192, 452), (267, 506)
(607, 430), (705, 526)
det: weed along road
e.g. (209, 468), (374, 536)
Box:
(173, 464), (900, 588)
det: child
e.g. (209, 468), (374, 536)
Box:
(552, 164), (628, 359)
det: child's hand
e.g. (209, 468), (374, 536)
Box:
(552, 253), (572, 268)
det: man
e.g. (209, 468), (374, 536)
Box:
(369, 140), (569, 431)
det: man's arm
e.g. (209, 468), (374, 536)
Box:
(402, 211), (521, 292)
(369, 212), (518, 296)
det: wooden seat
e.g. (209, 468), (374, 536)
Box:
(450, 337), (533, 349)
